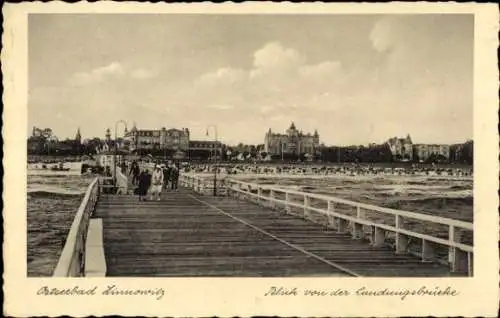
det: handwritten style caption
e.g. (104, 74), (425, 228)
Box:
(264, 286), (459, 300)
(37, 285), (166, 300)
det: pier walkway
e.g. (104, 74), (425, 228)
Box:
(53, 173), (473, 277)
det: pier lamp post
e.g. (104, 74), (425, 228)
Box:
(206, 125), (218, 196)
(114, 120), (128, 188)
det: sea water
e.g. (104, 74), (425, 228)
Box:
(27, 164), (94, 277)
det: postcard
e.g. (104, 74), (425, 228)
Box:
(3, 2), (499, 317)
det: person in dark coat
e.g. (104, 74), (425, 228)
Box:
(171, 164), (179, 191)
(130, 161), (140, 185)
(162, 164), (171, 190)
(137, 169), (151, 201)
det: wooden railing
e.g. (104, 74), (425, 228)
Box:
(180, 174), (228, 196)
(98, 167), (129, 194)
(180, 174), (474, 276)
(53, 177), (100, 277)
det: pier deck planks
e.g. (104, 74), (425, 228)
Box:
(93, 188), (464, 277)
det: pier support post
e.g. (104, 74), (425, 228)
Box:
(422, 239), (435, 262)
(352, 222), (364, 239)
(395, 215), (409, 254)
(372, 226), (386, 247)
(337, 218), (348, 234)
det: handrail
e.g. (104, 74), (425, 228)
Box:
(181, 174), (472, 230)
(53, 177), (99, 277)
(180, 173), (474, 276)
(226, 179), (473, 230)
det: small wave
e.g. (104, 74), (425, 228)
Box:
(449, 185), (472, 191)
(28, 189), (84, 198)
(406, 180), (428, 186)
(386, 196), (473, 209)
(298, 186), (316, 192)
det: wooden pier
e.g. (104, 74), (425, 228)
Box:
(53, 172), (473, 277)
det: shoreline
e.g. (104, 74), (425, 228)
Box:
(186, 172), (474, 182)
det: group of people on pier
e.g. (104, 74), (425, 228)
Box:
(129, 160), (180, 201)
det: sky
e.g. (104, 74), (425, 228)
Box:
(28, 14), (473, 146)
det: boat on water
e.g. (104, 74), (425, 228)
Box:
(51, 165), (71, 172)
(28, 161), (84, 176)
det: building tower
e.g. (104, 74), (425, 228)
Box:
(75, 127), (82, 144)
(264, 128), (272, 153)
(105, 128), (111, 142)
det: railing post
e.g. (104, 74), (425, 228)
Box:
(449, 225), (468, 273)
(196, 179), (201, 194)
(235, 183), (241, 200)
(269, 190), (275, 209)
(257, 187), (263, 204)
(467, 252), (473, 277)
(356, 206), (365, 219)
(395, 215), (409, 254)
(285, 192), (291, 214)
(303, 195), (310, 219)
(327, 201), (335, 229)
(351, 206), (364, 239)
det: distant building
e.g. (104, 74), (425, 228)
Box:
(189, 140), (223, 159)
(32, 126), (53, 139)
(386, 134), (413, 161)
(189, 140), (223, 151)
(96, 153), (124, 168)
(413, 144), (450, 162)
(264, 122), (320, 156)
(124, 123), (190, 152)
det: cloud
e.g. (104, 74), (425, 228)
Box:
(197, 67), (247, 86)
(195, 41), (343, 115)
(130, 68), (158, 79)
(69, 62), (157, 86)
(369, 18), (394, 52)
(259, 105), (275, 114)
(250, 42), (305, 80)
(207, 104), (234, 110)
(70, 61), (125, 86)
(299, 61), (341, 79)
(253, 42), (304, 71)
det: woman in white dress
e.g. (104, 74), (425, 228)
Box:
(150, 165), (164, 201)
